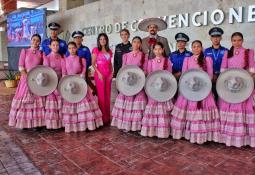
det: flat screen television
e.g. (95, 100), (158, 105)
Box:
(7, 8), (47, 47)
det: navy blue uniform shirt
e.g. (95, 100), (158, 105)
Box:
(41, 37), (67, 56)
(204, 46), (228, 75)
(169, 50), (192, 73)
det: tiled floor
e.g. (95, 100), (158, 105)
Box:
(0, 83), (255, 174)
(0, 95), (41, 175)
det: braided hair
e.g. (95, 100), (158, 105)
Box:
(227, 32), (243, 59)
(153, 42), (168, 70)
(192, 40), (206, 71)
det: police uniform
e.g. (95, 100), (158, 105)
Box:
(113, 42), (132, 77)
(66, 31), (91, 70)
(204, 27), (228, 100)
(204, 27), (228, 75)
(41, 22), (67, 56)
(169, 33), (192, 74)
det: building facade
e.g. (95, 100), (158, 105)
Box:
(48, 0), (255, 52)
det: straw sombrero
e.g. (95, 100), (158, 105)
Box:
(145, 70), (177, 102)
(27, 65), (58, 96)
(58, 75), (87, 103)
(116, 65), (146, 96)
(138, 17), (167, 32)
(216, 68), (254, 103)
(179, 69), (212, 101)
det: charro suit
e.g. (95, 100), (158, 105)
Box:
(141, 35), (171, 59)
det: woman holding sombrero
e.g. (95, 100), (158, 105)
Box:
(171, 40), (220, 144)
(218, 32), (255, 147)
(9, 34), (45, 129)
(61, 41), (103, 133)
(111, 36), (148, 132)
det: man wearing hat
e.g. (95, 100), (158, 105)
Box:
(169, 33), (192, 79)
(204, 27), (228, 100)
(66, 31), (91, 70)
(41, 22), (68, 56)
(139, 18), (170, 59)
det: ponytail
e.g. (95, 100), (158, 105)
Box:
(192, 40), (206, 71)
(244, 49), (250, 69)
(163, 57), (168, 70)
(228, 32), (244, 59)
(227, 46), (234, 59)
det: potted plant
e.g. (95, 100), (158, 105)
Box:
(4, 70), (17, 88)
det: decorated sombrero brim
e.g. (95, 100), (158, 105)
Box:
(179, 69), (212, 101)
(116, 65), (146, 96)
(27, 65), (58, 96)
(145, 70), (177, 102)
(138, 17), (167, 32)
(58, 75), (87, 103)
(216, 68), (254, 103)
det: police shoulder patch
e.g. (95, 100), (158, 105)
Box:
(185, 53), (191, 57)
(220, 50), (225, 54)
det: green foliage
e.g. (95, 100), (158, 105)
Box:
(5, 70), (16, 80)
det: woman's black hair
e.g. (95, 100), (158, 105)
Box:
(97, 33), (110, 52)
(50, 39), (59, 45)
(68, 41), (77, 48)
(153, 42), (167, 57)
(67, 41), (78, 56)
(192, 40), (205, 69)
(132, 36), (142, 43)
(227, 32), (244, 58)
(31, 34), (41, 42)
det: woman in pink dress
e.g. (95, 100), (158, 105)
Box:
(43, 40), (63, 129)
(111, 36), (148, 132)
(219, 32), (255, 147)
(171, 40), (220, 144)
(141, 42), (173, 138)
(9, 34), (45, 129)
(92, 33), (113, 125)
(62, 42), (103, 133)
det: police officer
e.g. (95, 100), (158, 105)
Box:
(41, 22), (67, 56)
(113, 28), (132, 78)
(66, 31), (91, 70)
(169, 33), (192, 79)
(204, 27), (228, 100)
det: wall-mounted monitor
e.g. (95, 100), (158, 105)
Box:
(7, 8), (47, 47)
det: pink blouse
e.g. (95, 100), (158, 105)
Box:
(43, 52), (63, 78)
(147, 56), (172, 74)
(221, 47), (255, 73)
(18, 48), (43, 71)
(122, 51), (148, 72)
(92, 47), (112, 73)
(62, 55), (86, 77)
(182, 56), (213, 78)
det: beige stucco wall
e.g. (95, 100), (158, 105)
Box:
(0, 32), (8, 61)
(42, 0), (255, 52)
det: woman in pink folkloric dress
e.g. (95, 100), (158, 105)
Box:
(111, 36), (148, 132)
(62, 42), (103, 133)
(43, 40), (63, 129)
(141, 42), (173, 138)
(218, 32), (255, 147)
(9, 34), (45, 129)
(171, 40), (220, 144)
